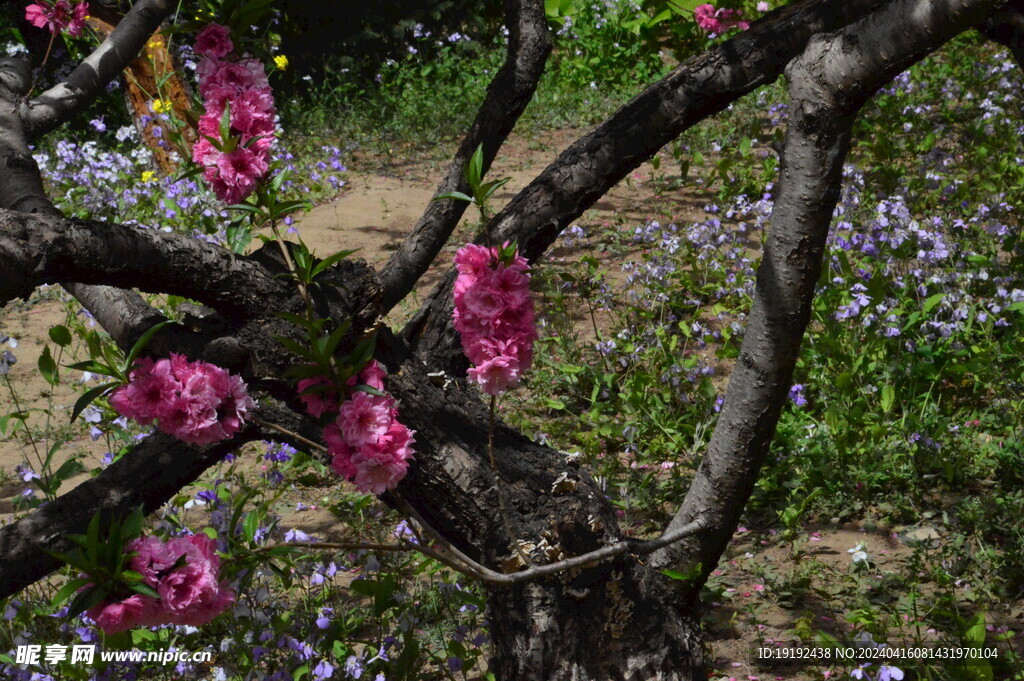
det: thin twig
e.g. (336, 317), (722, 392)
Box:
(388, 492), (494, 580)
(265, 516), (708, 587)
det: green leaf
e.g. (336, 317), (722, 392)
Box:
(52, 457), (86, 485)
(49, 325), (72, 347)
(276, 311), (320, 330)
(225, 203), (264, 215)
(128, 582), (160, 599)
(38, 346), (59, 386)
(964, 613), (986, 645)
(124, 320), (174, 370)
(132, 628), (157, 644)
(51, 578), (92, 607)
(311, 249), (360, 278)
(467, 144), (484, 189)
(275, 336), (319, 362)
(880, 384), (895, 414)
(71, 381), (120, 423)
(922, 293), (946, 315)
(121, 506), (145, 542)
(65, 360), (117, 376)
(66, 584), (110, 620)
(243, 509), (260, 543)
(432, 191), (474, 203)
(86, 511), (101, 566)
(739, 136), (752, 157)
(227, 488), (260, 540)
(219, 101), (233, 148)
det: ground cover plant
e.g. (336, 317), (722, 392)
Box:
(0, 0), (1023, 680)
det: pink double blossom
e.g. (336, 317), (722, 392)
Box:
(453, 244), (537, 395)
(318, 361), (416, 495)
(191, 25), (275, 205)
(193, 22), (233, 58)
(693, 4), (749, 34)
(297, 375), (338, 418)
(25, 0), (88, 37)
(109, 354), (254, 445)
(86, 534), (234, 634)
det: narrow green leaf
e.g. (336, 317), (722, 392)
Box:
(311, 249), (360, 278)
(124, 320), (173, 369)
(51, 578), (92, 607)
(66, 584), (110, 620)
(71, 382), (119, 423)
(432, 191), (474, 203)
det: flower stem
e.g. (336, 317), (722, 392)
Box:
(27, 31), (57, 99)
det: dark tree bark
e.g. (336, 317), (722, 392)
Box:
(0, 0), (1013, 679)
(0, 210), (288, 318)
(979, 3), (1024, 67)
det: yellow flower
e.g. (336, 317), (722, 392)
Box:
(152, 98), (172, 114)
(273, 55), (288, 70)
(147, 37), (163, 50)
(141, 171), (156, 183)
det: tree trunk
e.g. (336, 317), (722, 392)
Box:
(487, 567), (704, 680)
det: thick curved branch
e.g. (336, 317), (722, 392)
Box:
(65, 283), (250, 370)
(0, 57), (58, 214)
(378, 0), (552, 312)
(649, 0), (1005, 591)
(25, 0), (177, 138)
(401, 0), (897, 366)
(0, 210), (288, 318)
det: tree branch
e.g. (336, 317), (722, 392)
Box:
(649, 0), (1005, 592)
(378, 0), (552, 312)
(0, 57), (59, 214)
(25, 0), (177, 138)
(0, 427), (259, 601)
(0, 209), (288, 318)
(402, 0), (893, 367)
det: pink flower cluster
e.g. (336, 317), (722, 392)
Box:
(453, 244), (537, 395)
(693, 4), (749, 33)
(191, 23), (275, 205)
(87, 534), (234, 634)
(109, 354), (254, 445)
(297, 362), (415, 495)
(25, 0), (88, 37)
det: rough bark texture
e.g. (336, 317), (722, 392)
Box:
(651, 0), (1006, 592)
(0, 58), (56, 215)
(379, 0), (552, 312)
(0, 210), (288, 318)
(85, 13), (196, 173)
